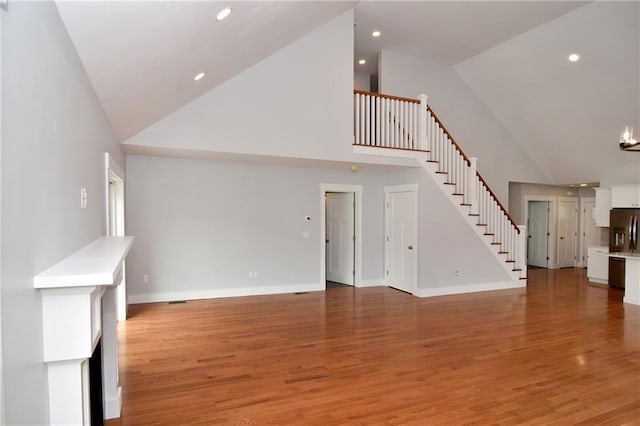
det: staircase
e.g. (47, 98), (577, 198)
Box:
(353, 90), (527, 282)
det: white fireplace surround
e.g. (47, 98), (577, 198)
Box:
(34, 236), (133, 426)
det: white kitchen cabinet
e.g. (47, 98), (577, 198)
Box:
(610, 185), (640, 208)
(594, 187), (611, 227)
(587, 246), (609, 284)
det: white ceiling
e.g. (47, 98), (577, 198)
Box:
(57, 0), (640, 186)
(55, 1), (356, 141)
(354, 1), (589, 74)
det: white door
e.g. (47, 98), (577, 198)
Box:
(385, 189), (417, 294)
(581, 198), (599, 267)
(527, 201), (549, 268)
(557, 199), (578, 268)
(325, 192), (354, 285)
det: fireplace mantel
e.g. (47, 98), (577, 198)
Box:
(35, 236), (133, 426)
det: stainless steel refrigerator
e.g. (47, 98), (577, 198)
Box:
(609, 209), (639, 288)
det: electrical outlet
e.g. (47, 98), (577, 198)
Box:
(249, 271), (258, 279)
(455, 270), (459, 277)
(143, 274), (149, 284)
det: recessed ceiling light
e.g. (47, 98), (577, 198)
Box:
(579, 183), (588, 187)
(216, 7), (232, 21)
(194, 72), (205, 81)
(358, 59), (366, 65)
(568, 53), (580, 62)
(372, 30), (381, 37)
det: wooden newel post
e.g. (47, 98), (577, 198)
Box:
(469, 157), (478, 215)
(418, 94), (428, 151)
(517, 225), (527, 279)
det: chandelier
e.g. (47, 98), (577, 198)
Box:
(620, 126), (639, 151)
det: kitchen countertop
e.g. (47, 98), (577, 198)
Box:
(608, 252), (640, 260)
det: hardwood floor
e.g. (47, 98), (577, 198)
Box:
(106, 268), (640, 425)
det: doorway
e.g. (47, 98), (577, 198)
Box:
(325, 192), (355, 286)
(384, 185), (417, 294)
(527, 201), (550, 268)
(320, 184), (362, 288)
(557, 198), (578, 268)
(104, 153), (126, 321)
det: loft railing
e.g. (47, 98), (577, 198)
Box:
(354, 90), (526, 278)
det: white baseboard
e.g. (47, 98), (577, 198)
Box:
(416, 280), (525, 298)
(129, 283), (324, 304)
(623, 295), (640, 305)
(357, 279), (385, 287)
(103, 386), (122, 420)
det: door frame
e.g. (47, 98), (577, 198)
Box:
(325, 192), (355, 286)
(0, 7), (5, 424)
(320, 184), (362, 287)
(527, 200), (550, 268)
(384, 184), (418, 294)
(104, 153), (127, 321)
(578, 197), (596, 268)
(557, 196), (578, 268)
(523, 195), (557, 269)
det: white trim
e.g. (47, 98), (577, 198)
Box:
(578, 197), (596, 268)
(319, 184), (363, 287)
(357, 279), (386, 287)
(416, 280), (525, 298)
(104, 387), (122, 419)
(0, 8), (5, 424)
(104, 153), (127, 323)
(384, 184), (418, 295)
(557, 196), (579, 269)
(128, 283), (324, 304)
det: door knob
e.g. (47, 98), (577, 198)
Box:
(326, 239), (329, 243)
(560, 236), (564, 240)
(408, 245), (413, 250)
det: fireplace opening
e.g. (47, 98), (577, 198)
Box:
(89, 339), (104, 425)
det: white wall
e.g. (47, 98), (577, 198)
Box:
(509, 182), (580, 225)
(126, 156), (386, 303)
(379, 50), (549, 204)
(354, 71), (370, 91)
(1, 3), (123, 424)
(123, 11), (357, 163)
(385, 168), (513, 293)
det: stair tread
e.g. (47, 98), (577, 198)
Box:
(435, 171), (448, 174)
(483, 233), (494, 236)
(513, 268), (522, 272)
(491, 242), (501, 245)
(426, 160), (439, 163)
(498, 251), (508, 254)
(505, 260), (515, 263)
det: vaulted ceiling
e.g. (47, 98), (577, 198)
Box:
(56, 1), (640, 185)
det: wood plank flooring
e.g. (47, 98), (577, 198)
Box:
(106, 268), (640, 425)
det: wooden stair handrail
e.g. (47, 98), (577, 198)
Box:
(353, 90), (420, 104)
(426, 105), (519, 233)
(353, 90), (520, 234)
